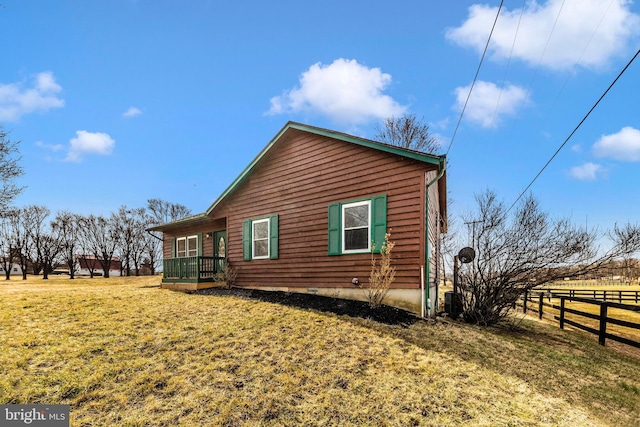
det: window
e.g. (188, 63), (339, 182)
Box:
(328, 194), (386, 255)
(176, 235), (198, 257)
(252, 218), (270, 259)
(242, 215), (279, 260)
(217, 236), (226, 258)
(342, 200), (371, 253)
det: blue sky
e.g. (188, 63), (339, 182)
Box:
(1, 0), (639, 235)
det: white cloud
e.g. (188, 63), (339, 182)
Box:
(446, 0), (640, 71)
(593, 126), (640, 161)
(267, 58), (406, 125)
(570, 162), (603, 180)
(123, 106), (142, 118)
(453, 80), (528, 128)
(65, 130), (115, 162)
(0, 71), (64, 121)
(35, 141), (64, 152)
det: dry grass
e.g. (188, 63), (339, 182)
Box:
(1, 276), (639, 426)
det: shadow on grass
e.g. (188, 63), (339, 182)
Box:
(194, 287), (422, 327)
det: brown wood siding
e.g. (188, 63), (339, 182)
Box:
(426, 169), (441, 286)
(207, 129), (438, 290)
(162, 218), (226, 259)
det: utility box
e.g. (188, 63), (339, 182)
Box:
(444, 291), (463, 318)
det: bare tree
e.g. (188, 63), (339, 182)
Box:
(456, 190), (640, 326)
(8, 208), (30, 280)
(143, 221), (161, 275)
(0, 210), (18, 280)
(76, 215), (98, 278)
(374, 114), (441, 154)
(146, 199), (192, 274)
(115, 206), (148, 276)
(23, 205), (51, 276)
(81, 214), (120, 278)
(0, 125), (24, 214)
(52, 211), (81, 279)
(129, 209), (150, 276)
(146, 198), (191, 225)
(39, 231), (62, 280)
(115, 207), (133, 276)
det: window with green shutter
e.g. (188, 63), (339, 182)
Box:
(242, 214), (279, 260)
(328, 194), (386, 255)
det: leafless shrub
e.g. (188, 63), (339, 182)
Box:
(457, 190), (640, 326)
(366, 233), (396, 308)
(214, 260), (237, 289)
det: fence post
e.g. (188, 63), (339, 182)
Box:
(523, 291), (528, 313)
(559, 297), (565, 329)
(538, 293), (544, 319)
(598, 303), (608, 346)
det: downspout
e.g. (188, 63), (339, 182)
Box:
(146, 230), (163, 241)
(423, 157), (446, 318)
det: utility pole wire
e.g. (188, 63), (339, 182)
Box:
(446, 0), (505, 156)
(505, 47), (640, 215)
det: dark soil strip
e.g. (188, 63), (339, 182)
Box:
(194, 287), (421, 327)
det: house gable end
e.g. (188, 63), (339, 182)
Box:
(150, 121), (446, 235)
(204, 121), (445, 217)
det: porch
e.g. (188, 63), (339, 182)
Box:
(161, 256), (225, 290)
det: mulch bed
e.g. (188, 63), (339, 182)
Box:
(193, 287), (421, 327)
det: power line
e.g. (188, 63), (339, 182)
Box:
(514, 0), (567, 128)
(505, 47), (640, 215)
(547, 0), (616, 109)
(445, 0), (505, 156)
(488, 0), (527, 131)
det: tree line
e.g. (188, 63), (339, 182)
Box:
(0, 199), (191, 280)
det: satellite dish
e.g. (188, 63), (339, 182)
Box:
(458, 247), (475, 264)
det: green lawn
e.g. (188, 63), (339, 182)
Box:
(1, 276), (639, 426)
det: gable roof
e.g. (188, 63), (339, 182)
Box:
(149, 121), (446, 231)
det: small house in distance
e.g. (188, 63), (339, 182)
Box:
(76, 255), (122, 277)
(0, 263), (23, 276)
(150, 122), (447, 317)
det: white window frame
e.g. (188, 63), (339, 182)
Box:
(176, 235), (198, 258)
(341, 200), (371, 254)
(252, 218), (270, 260)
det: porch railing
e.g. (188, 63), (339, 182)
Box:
(162, 256), (224, 282)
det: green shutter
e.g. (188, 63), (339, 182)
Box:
(242, 220), (252, 261)
(371, 194), (387, 253)
(171, 237), (176, 258)
(328, 203), (341, 255)
(198, 233), (203, 256)
(269, 215), (279, 259)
